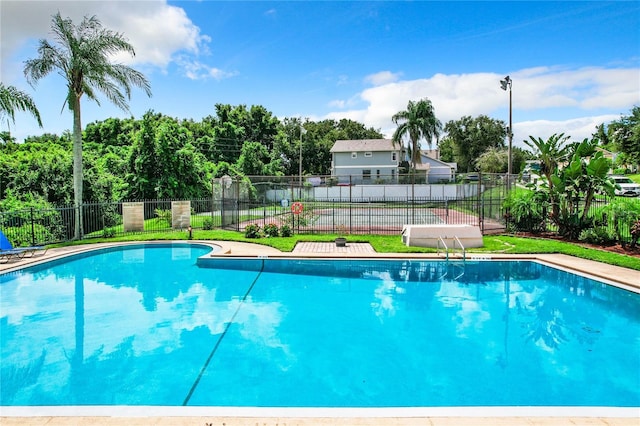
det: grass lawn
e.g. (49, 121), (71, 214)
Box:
(57, 229), (640, 271)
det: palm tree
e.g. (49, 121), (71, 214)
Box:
(524, 133), (571, 193)
(0, 83), (43, 128)
(392, 98), (442, 170)
(24, 12), (151, 239)
(524, 133), (572, 227)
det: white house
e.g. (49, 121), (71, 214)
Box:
(418, 150), (457, 183)
(330, 139), (402, 183)
(329, 139), (456, 184)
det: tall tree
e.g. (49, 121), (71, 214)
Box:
(608, 106), (640, 169)
(392, 98), (442, 169)
(125, 111), (159, 199)
(475, 147), (508, 173)
(0, 83), (43, 128)
(443, 115), (506, 172)
(24, 12), (151, 239)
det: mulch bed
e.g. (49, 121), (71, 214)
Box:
(514, 232), (640, 259)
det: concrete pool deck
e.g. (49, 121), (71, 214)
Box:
(1, 240), (639, 425)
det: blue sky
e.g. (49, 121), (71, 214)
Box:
(2, 1), (639, 148)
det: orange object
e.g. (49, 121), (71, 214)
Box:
(291, 202), (304, 214)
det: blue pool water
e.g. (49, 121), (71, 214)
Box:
(1, 243), (639, 407)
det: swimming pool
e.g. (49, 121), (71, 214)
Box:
(1, 243), (638, 408)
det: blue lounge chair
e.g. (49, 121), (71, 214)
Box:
(0, 230), (47, 262)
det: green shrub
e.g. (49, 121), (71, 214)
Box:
(202, 217), (214, 230)
(631, 219), (640, 248)
(154, 208), (171, 226)
(263, 223), (279, 237)
(102, 204), (121, 228)
(280, 224), (292, 237)
(244, 223), (261, 238)
(102, 227), (116, 238)
(592, 198), (640, 247)
(578, 227), (616, 245)
(4, 223), (60, 246)
(503, 189), (548, 233)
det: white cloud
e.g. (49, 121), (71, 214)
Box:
(1, 0), (222, 80)
(364, 70), (402, 86)
(177, 57), (237, 81)
(325, 66), (640, 145)
(511, 66), (640, 110)
(514, 114), (620, 148)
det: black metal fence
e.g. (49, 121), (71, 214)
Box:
(228, 197), (504, 235)
(0, 173), (636, 247)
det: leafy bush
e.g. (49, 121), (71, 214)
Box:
(280, 224), (292, 237)
(0, 191), (66, 244)
(244, 223), (261, 238)
(102, 227), (116, 238)
(102, 204), (121, 228)
(592, 198), (640, 248)
(263, 223), (279, 237)
(202, 217), (214, 230)
(578, 227), (616, 246)
(4, 223), (60, 246)
(154, 208), (171, 226)
(631, 220), (640, 248)
(503, 189), (548, 233)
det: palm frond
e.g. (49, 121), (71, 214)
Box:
(0, 83), (43, 127)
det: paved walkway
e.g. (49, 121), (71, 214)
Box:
(293, 241), (375, 254)
(2, 241), (639, 292)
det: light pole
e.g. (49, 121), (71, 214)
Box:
(299, 124), (307, 187)
(500, 75), (513, 184)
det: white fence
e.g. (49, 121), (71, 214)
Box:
(265, 183), (481, 202)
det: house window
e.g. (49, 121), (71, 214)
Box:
(362, 169), (371, 180)
(391, 169), (396, 179)
(364, 151), (372, 157)
(392, 152), (397, 161)
(351, 152), (357, 158)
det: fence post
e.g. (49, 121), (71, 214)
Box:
(349, 175), (353, 233)
(445, 199), (449, 224)
(30, 207), (36, 246)
(477, 172), (482, 231)
(332, 204), (335, 233)
(411, 171), (416, 224)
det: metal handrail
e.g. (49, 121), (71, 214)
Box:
(437, 236), (449, 260)
(453, 236), (466, 260)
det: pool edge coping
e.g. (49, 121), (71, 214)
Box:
(2, 240), (638, 293)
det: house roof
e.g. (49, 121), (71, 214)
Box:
(330, 139), (398, 153)
(419, 151), (456, 169)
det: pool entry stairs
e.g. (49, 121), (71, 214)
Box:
(436, 235), (466, 261)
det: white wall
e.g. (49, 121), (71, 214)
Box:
(265, 183), (480, 202)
